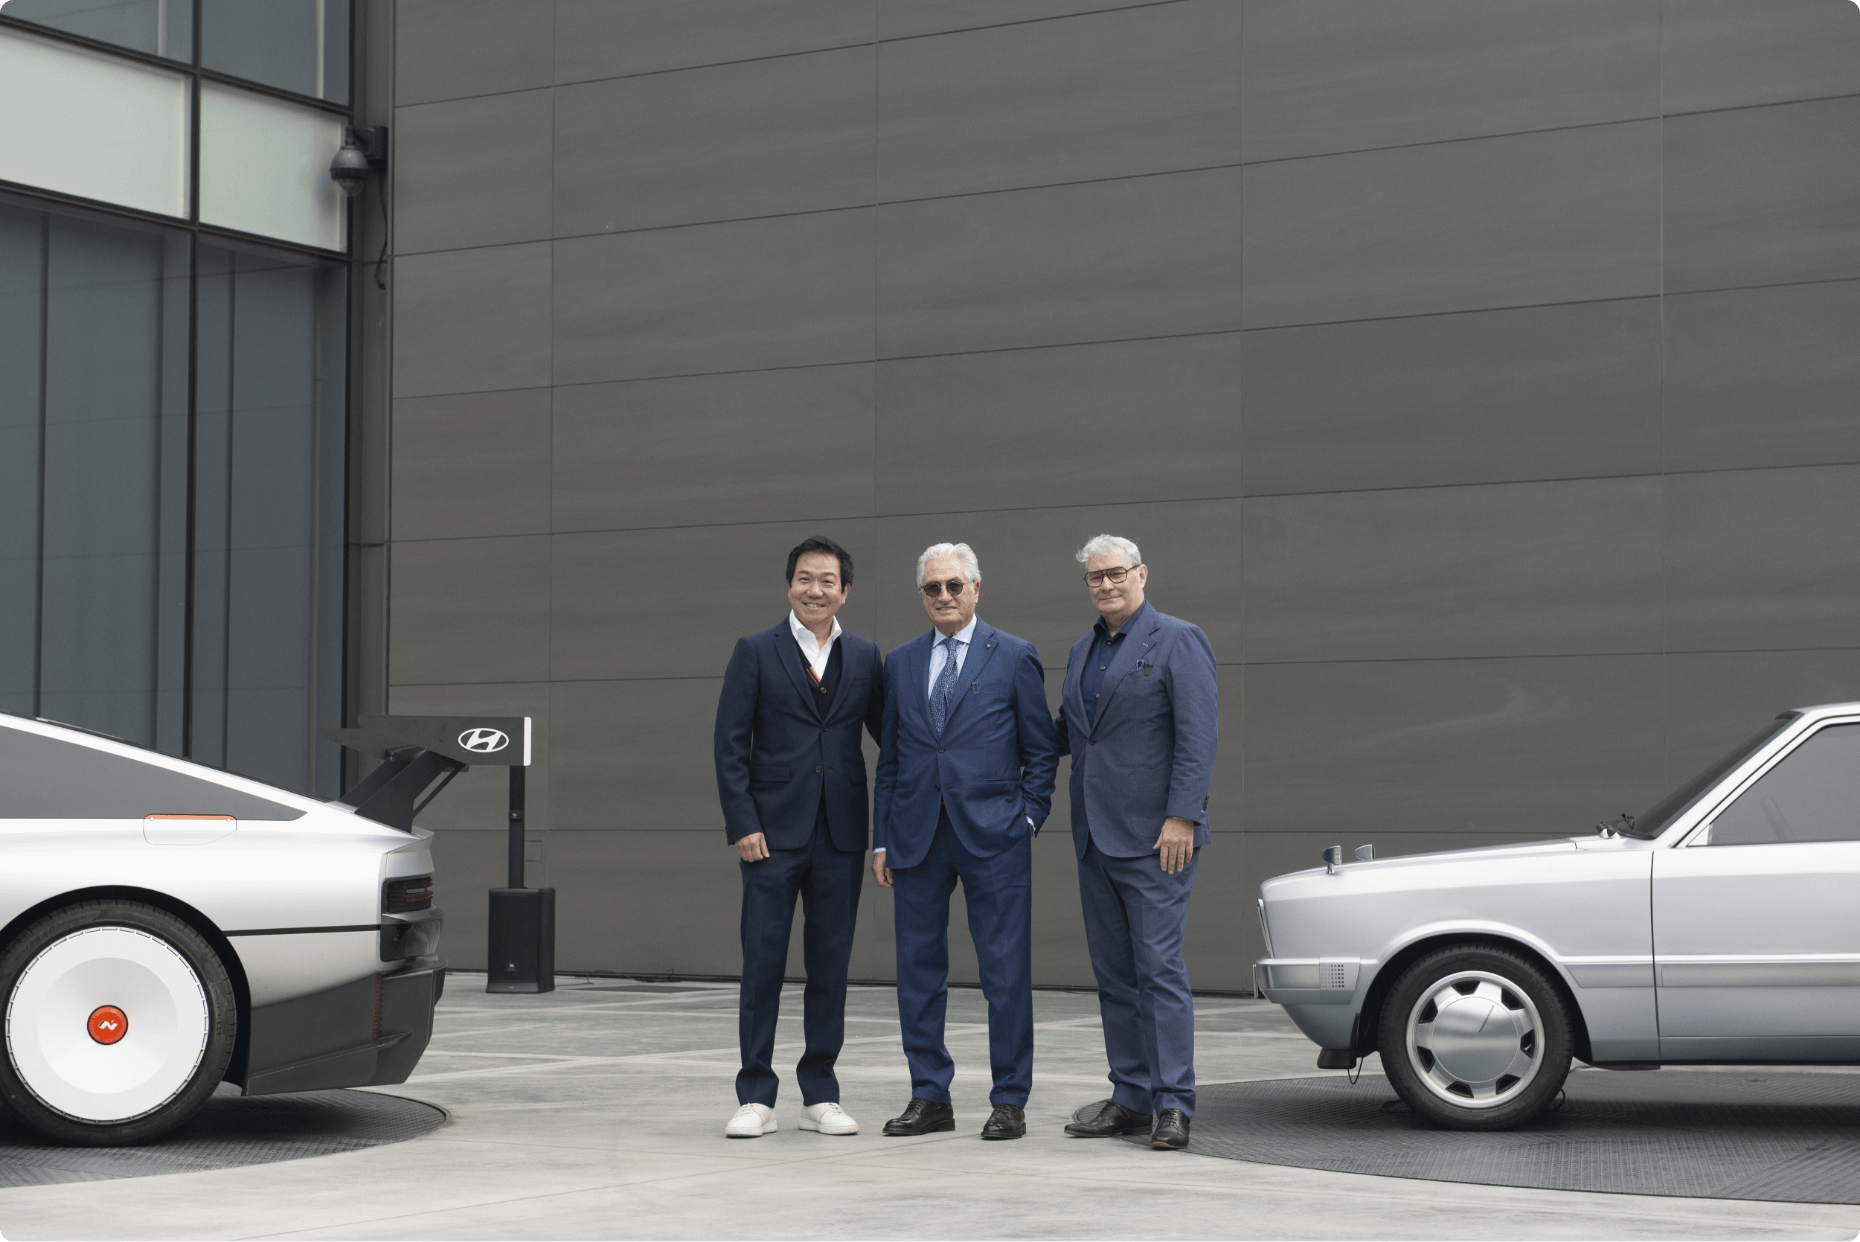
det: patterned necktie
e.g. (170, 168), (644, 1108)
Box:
(930, 635), (962, 738)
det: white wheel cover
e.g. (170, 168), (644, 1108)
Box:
(6, 927), (210, 1123)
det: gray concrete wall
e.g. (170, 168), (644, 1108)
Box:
(382, 0), (1860, 992)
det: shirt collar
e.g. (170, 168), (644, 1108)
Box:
(788, 610), (841, 654)
(1094, 599), (1152, 641)
(934, 616), (978, 647)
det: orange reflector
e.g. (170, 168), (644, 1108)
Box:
(88, 1005), (128, 1045)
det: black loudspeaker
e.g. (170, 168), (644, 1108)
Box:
(487, 887), (555, 993)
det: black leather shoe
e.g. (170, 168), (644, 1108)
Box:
(981, 1103), (1026, 1140)
(882, 1098), (955, 1136)
(1065, 1100), (1154, 1137)
(1151, 1108), (1190, 1150)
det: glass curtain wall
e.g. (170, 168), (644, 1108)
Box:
(0, 195), (346, 797)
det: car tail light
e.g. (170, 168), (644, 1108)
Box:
(384, 876), (433, 913)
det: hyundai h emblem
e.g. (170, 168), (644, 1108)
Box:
(459, 728), (509, 753)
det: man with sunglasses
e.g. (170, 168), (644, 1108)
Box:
(713, 536), (884, 1139)
(872, 542), (1057, 1141)
(1057, 534), (1217, 1152)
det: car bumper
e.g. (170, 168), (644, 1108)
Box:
(1256, 958), (1366, 1051)
(240, 959), (445, 1096)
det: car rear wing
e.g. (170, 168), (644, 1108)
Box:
(322, 714), (530, 831)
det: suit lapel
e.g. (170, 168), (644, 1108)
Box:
(771, 618), (816, 711)
(939, 620), (1000, 735)
(908, 632), (936, 733)
(820, 633), (851, 720)
(1063, 631), (1091, 728)
(1087, 608), (1160, 738)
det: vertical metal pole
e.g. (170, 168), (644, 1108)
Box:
(508, 763), (525, 889)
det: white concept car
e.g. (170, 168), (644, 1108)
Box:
(0, 713), (444, 1145)
(1256, 701), (1860, 1130)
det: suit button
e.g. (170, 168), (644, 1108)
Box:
(938, 748), (945, 754)
(1088, 739), (1096, 746)
(934, 784), (940, 791)
(815, 766), (822, 773)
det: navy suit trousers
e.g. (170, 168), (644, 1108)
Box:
(893, 809), (1034, 1106)
(1077, 835), (1199, 1116)
(736, 806), (863, 1107)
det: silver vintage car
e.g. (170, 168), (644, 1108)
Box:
(1255, 701), (1860, 1129)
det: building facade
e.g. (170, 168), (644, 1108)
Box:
(10, 1), (1860, 994)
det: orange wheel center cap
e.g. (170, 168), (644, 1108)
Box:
(88, 1006), (128, 1045)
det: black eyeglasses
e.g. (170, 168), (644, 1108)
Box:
(921, 578), (969, 598)
(1084, 565), (1139, 586)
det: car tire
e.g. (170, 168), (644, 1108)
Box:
(0, 900), (237, 1146)
(1377, 943), (1572, 1131)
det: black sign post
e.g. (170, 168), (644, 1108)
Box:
(323, 714), (551, 995)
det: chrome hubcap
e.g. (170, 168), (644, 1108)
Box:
(1405, 970), (1542, 1110)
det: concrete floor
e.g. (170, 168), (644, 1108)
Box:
(2, 976), (1858, 1241)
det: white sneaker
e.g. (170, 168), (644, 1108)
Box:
(725, 1103), (777, 1138)
(800, 1101), (859, 1135)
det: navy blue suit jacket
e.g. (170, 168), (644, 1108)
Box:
(1056, 603), (1218, 859)
(714, 619), (884, 853)
(874, 619), (1058, 870)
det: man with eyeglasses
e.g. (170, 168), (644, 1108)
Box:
(713, 536), (884, 1139)
(872, 542), (1057, 1141)
(1057, 534), (1217, 1151)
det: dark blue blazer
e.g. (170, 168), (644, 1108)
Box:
(873, 619), (1058, 870)
(1056, 603), (1218, 859)
(714, 619), (884, 853)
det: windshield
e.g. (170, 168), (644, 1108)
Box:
(1621, 713), (1800, 839)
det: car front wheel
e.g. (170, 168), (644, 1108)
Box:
(1377, 943), (1572, 1130)
(0, 900), (237, 1145)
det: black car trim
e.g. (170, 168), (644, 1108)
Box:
(224, 924), (383, 936)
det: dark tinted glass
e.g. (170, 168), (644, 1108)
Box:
(201, 0), (348, 101)
(1709, 723), (1860, 846)
(1625, 714), (1800, 839)
(193, 242), (347, 798)
(0, 725), (301, 818)
(0, 198), (189, 753)
(0, 196), (346, 801)
(1, 0), (192, 61)
(0, 205), (41, 722)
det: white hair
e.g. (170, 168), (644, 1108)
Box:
(1075, 534), (1141, 566)
(916, 542), (981, 586)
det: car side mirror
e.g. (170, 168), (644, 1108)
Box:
(1322, 845), (1343, 874)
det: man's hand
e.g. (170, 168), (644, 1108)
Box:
(734, 832), (770, 863)
(872, 852), (893, 889)
(1154, 817), (1196, 874)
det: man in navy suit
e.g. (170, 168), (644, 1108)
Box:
(713, 536), (884, 1139)
(872, 542), (1057, 1141)
(1056, 534), (1217, 1151)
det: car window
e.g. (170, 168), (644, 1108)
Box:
(0, 728), (303, 820)
(1708, 723), (1860, 846)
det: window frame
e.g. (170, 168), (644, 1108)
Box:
(1681, 713), (1860, 848)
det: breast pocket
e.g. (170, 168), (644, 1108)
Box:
(751, 765), (790, 785)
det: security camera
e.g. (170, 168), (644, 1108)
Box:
(329, 125), (387, 197)
(329, 142), (370, 197)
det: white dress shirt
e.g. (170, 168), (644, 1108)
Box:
(925, 616), (977, 697)
(788, 610), (841, 680)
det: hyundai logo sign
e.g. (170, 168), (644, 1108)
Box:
(459, 728), (510, 754)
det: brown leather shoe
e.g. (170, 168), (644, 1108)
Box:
(981, 1103), (1026, 1140)
(882, 1098), (955, 1136)
(1065, 1100), (1154, 1137)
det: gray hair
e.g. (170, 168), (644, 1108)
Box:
(917, 542), (981, 586)
(1075, 533), (1141, 566)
